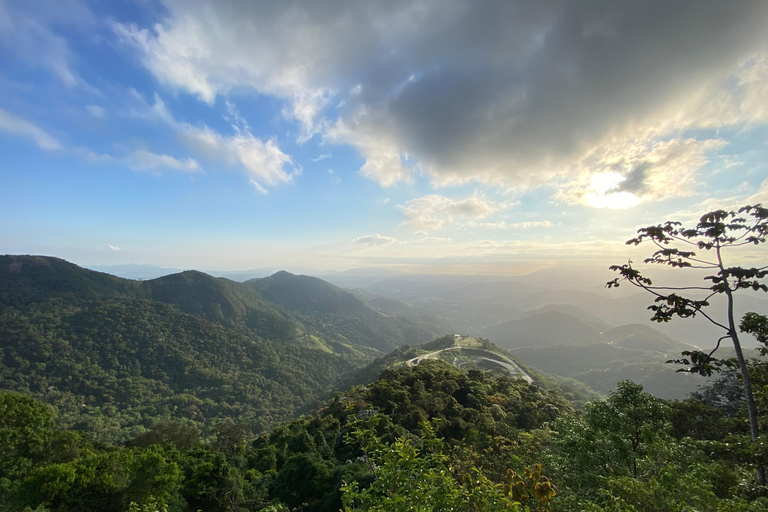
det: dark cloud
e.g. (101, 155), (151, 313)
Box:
(120, 0), (768, 188)
(613, 162), (651, 194)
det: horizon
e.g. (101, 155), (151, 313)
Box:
(1, 1), (767, 273)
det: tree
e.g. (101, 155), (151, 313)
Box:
(607, 204), (768, 484)
(549, 382), (667, 486)
(341, 417), (555, 512)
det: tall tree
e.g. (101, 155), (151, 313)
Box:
(607, 204), (768, 484)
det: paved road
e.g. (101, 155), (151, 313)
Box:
(406, 347), (533, 384)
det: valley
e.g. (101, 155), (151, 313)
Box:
(1, 254), (766, 511)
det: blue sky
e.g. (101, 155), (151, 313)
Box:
(1, 0), (767, 273)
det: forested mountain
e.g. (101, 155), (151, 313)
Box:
(2, 356), (766, 512)
(244, 270), (441, 353)
(3, 254), (767, 511)
(0, 255), (442, 441)
(245, 271), (372, 316)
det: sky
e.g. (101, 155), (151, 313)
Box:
(1, 0), (767, 274)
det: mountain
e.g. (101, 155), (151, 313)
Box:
(485, 310), (602, 348)
(245, 271), (372, 316)
(483, 308), (703, 399)
(603, 323), (692, 353)
(522, 304), (611, 331)
(0, 255), (445, 440)
(508, 343), (707, 400)
(244, 271), (443, 352)
(0, 255), (142, 308)
(144, 270), (297, 340)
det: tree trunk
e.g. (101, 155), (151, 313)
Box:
(726, 288), (766, 485)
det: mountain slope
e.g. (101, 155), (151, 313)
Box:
(245, 271), (372, 316)
(144, 270), (297, 340)
(0, 297), (355, 441)
(485, 310), (601, 348)
(245, 271), (443, 352)
(0, 255), (446, 441)
(0, 255), (142, 308)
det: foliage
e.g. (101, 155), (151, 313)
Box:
(546, 381), (768, 511)
(607, 204), (767, 374)
(741, 313), (768, 355)
(607, 204), (768, 484)
(341, 418), (554, 512)
(0, 298), (356, 442)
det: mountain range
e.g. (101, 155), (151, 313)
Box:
(0, 255), (442, 441)
(2, 253), (762, 441)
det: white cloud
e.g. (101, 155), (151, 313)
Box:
(325, 115), (413, 187)
(0, 109), (201, 177)
(352, 234), (398, 245)
(86, 105), (106, 118)
(126, 149), (200, 173)
(413, 236), (452, 243)
(133, 93), (296, 191)
(311, 153), (332, 162)
(112, 11), (329, 134)
(108, 244), (121, 251)
(557, 137), (728, 209)
(0, 109), (62, 150)
(468, 220), (554, 230)
(397, 194), (501, 231)
(748, 178), (768, 204)
(73, 147), (114, 164)
(112, 1), (768, 195)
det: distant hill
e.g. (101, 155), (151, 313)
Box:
(602, 323), (692, 353)
(245, 271), (372, 316)
(485, 310), (601, 348)
(145, 270), (297, 340)
(508, 343), (707, 400)
(483, 308), (703, 399)
(245, 271), (443, 352)
(522, 303), (611, 331)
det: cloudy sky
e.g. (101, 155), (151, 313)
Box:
(1, 0), (767, 273)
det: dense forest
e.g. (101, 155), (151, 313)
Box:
(1, 255), (768, 510)
(2, 358), (768, 511)
(0, 255), (442, 441)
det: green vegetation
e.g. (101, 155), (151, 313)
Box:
(2, 354), (768, 511)
(1, 251), (767, 510)
(0, 298), (355, 441)
(608, 204), (768, 482)
(0, 255), (448, 442)
(0, 361), (569, 511)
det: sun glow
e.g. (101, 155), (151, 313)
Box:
(585, 172), (642, 209)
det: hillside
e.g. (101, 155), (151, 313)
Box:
(0, 255), (143, 308)
(0, 255), (444, 440)
(144, 270), (298, 340)
(245, 271), (372, 316)
(485, 310), (601, 348)
(484, 310), (704, 399)
(246, 270), (443, 352)
(0, 298), (355, 441)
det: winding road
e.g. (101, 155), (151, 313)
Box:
(406, 346), (533, 384)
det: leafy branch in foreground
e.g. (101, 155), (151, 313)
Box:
(607, 204), (768, 486)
